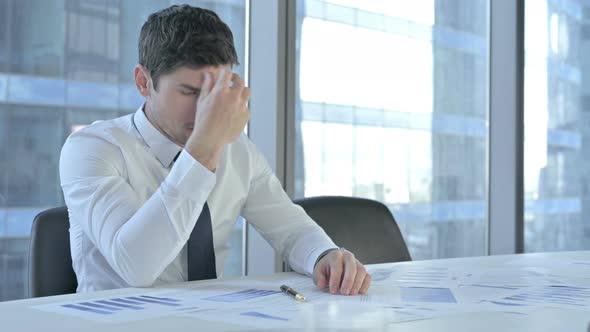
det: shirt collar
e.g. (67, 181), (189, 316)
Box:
(133, 105), (182, 168)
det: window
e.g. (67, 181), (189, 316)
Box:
(294, 0), (489, 260)
(0, 0), (247, 301)
(524, 0), (590, 252)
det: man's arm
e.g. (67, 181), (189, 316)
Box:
(61, 68), (250, 288)
(60, 133), (215, 287)
(240, 139), (371, 295)
(240, 139), (337, 276)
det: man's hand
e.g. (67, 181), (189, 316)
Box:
(313, 249), (371, 295)
(185, 68), (251, 171)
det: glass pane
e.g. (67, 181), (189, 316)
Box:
(524, 1), (589, 252)
(294, 0), (489, 260)
(0, 0), (247, 301)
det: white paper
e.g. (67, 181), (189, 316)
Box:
(32, 289), (220, 323)
(33, 254), (590, 326)
(482, 284), (590, 311)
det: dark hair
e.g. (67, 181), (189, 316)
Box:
(138, 5), (239, 90)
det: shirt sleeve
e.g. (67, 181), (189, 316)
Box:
(60, 131), (215, 287)
(240, 138), (337, 276)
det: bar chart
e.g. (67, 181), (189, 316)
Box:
(60, 295), (182, 315)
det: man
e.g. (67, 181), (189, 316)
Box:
(60, 4), (371, 296)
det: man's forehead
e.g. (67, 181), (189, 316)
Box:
(165, 64), (230, 81)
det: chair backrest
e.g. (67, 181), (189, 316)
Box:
(29, 206), (77, 297)
(294, 196), (411, 264)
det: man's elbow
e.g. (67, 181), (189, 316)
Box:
(124, 274), (157, 288)
(117, 266), (159, 288)
(110, 246), (160, 288)
(114, 250), (161, 288)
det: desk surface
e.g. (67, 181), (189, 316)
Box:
(2, 251), (590, 331)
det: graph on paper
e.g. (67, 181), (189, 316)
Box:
(202, 289), (281, 303)
(395, 267), (453, 285)
(400, 287), (458, 303)
(495, 285), (590, 309)
(59, 294), (182, 315)
(31, 291), (208, 323)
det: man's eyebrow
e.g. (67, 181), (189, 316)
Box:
(178, 83), (201, 91)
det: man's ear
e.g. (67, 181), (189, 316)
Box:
(134, 65), (152, 97)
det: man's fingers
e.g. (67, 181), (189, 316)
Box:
(211, 67), (226, 91)
(350, 262), (367, 295)
(213, 67), (233, 92)
(317, 276), (328, 290)
(339, 252), (357, 295)
(199, 71), (213, 98)
(231, 73), (245, 91)
(328, 255), (344, 294)
(314, 271), (328, 290)
(360, 273), (372, 294)
(241, 86), (251, 103)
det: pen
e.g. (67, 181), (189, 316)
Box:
(280, 284), (306, 302)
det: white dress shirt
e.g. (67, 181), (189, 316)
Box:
(60, 106), (337, 292)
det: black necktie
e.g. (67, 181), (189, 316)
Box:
(172, 151), (217, 281)
(187, 202), (217, 281)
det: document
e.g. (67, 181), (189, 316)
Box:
(32, 254), (590, 327)
(367, 267), (395, 282)
(201, 288), (280, 303)
(399, 286), (457, 303)
(454, 283), (522, 304)
(394, 266), (455, 286)
(32, 283), (287, 324)
(459, 267), (558, 288)
(32, 290), (210, 323)
(484, 285), (590, 311)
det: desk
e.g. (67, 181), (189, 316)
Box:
(1, 251), (590, 331)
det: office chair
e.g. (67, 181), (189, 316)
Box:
(293, 196), (411, 264)
(29, 206), (78, 297)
